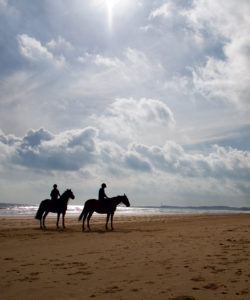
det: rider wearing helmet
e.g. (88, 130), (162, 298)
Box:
(50, 184), (61, 201)
(98, 183), (109, 209)
(98, 183), (110, 211)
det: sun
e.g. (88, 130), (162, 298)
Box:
(93, 0), (133, 30)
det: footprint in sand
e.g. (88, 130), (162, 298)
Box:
(169, 296), (196, 300)
(191, 275), (205, 282)
(131, 288), (140, 292)
(203, 283), (218, 290)
(103, 285), (123, 294)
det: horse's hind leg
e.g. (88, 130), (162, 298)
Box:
(110, 213), (114, 231)
(82, 213), (88, 231)
(42, 211), (49, 230)
(40, 214), (43, 230)
(87, 211), (93, 231)
(106, 213), (110, 231)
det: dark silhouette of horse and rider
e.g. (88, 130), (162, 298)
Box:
(35, 186), (74, 230)
(35, 183), (130, 231)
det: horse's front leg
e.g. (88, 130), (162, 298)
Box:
(106, 213), (110, 231)
(62, 212), (66, 229)
(56, 213), (60, 229)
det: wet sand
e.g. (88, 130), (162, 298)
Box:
(0, 213), (250, 300)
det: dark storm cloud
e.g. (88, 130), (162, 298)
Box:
(1, 127), (98, 171)
(0, 126), (250, 181)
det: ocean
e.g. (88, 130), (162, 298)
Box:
(0, 203), (249, 217)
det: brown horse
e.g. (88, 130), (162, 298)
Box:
(35, 189), (75, 230)
(78, 194), (130, 231)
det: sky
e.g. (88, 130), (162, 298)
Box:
(0, 0), (250, 207)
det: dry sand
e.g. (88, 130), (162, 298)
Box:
(0, 213), (250, 300)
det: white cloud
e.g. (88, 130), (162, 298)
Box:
(0, 125), (250, 205)
(17, 34), (53, 61)
(124, 48), (160, 80)
(0, 0), (18, 15)
(1, 125), (249, 182)
(70, 48), (166, 114)
(0, 71), (39, 106)
(46, 36), (73, 50)
(95, 97), (176, 145)
(139, 24), (153, 32)
(94, 54), (121, 68)
(148, 1), (250, 108)
(0, 127), (98, 171)
(0, 0), (8, 9)
(184, 1), (250, 107)
(192, 49), (250, 107)
(183, 0), (250, 39)
(149, 2), (174, 19)
(77, 48), (163, 84)
(128, 141), (250, 181)
(17, 34), (65, 66)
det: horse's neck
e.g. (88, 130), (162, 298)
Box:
(60, 193), (69, 204)
(112, 196), (121, 207)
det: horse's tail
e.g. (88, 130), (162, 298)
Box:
(35, 201), (45, 220)
(78, 201), (89, 221)
(78, 207), (85, 221)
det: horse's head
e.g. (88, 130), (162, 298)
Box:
(121, 194), (130, 207)
(65, 189), (75, 200)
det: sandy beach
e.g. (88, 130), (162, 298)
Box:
(1, 213), (250, 300)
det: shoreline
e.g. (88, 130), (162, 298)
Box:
(1, 203), (249, 218)
(1, 214), (250, 299)
(0, 212), (247, 230)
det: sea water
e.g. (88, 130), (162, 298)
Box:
(0, 203), (249, 217)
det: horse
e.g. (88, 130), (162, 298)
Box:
(78, 194), (130, 231)
(35, 189), (75, 230)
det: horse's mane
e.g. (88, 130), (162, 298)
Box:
(108, 195), (124, 202)
(110, 195), (121, 199)
(60, 189), (71, 199)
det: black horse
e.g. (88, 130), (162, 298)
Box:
(35, 189), (75, 230)
(78, 194), (130, 231)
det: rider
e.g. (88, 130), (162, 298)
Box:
(98, 183), (109, 209)
(50, 184), (61, 201)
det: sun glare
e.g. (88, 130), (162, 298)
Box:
(93, 0), (132, 31)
